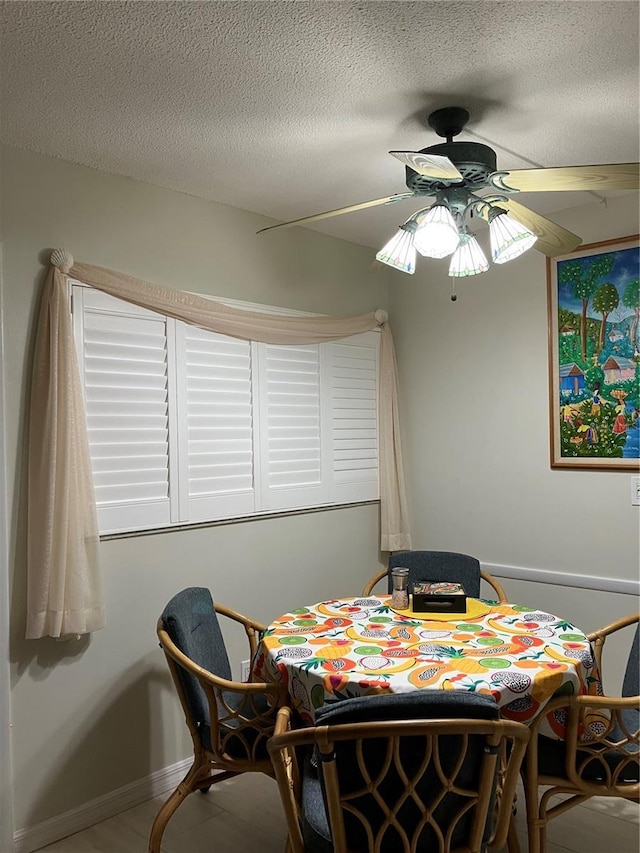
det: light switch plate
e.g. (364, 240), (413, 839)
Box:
(631, 477), (640, 506)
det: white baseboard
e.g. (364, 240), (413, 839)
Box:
(12, 757), (192, 853)
(482, 561), (639, 597)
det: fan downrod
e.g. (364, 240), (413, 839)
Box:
(427, 107), (470, 141)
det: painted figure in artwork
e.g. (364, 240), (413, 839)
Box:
(576, 419), (598, 445)
(611, 389), (629, 435)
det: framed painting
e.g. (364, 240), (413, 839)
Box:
(547, 234), (639, 470)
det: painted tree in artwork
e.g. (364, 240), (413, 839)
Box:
(622, 278), (640, 354)
(593, 282), (620, 349)
(559, 254), (614, 359)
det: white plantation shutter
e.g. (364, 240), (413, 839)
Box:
(72, 286), (174, 533)
(256, 342), (329, 510)
(328, 331), (379, 502)
(72, 284), (380, 534)
(175, 324), (255, 521)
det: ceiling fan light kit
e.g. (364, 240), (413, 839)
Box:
(488, 207), (539, 264)
(375, 221), (418, 274)
(413, 203), (460, 258)
(258, 105), (639, 284)
(448, 231), (490, 278)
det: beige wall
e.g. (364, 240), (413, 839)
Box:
(1, 144), (388, 831)
(2, 143), (639, 840)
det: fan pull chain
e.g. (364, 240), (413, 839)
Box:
(451, 280), (458, 302)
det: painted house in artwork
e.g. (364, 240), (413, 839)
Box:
(559, 362), (585, 396)
(602, 355), (636, 384)
(560, 323), (577, 337)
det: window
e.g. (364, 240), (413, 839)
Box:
(71, 284), (380, 534)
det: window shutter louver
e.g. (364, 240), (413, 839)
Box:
(328, 332), (380, 502)
(256, 342), (329, 510)
(73, 286), (173, 533)
(176, 324), (255, 521)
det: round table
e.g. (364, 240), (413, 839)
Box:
(253, 595), (603, 738)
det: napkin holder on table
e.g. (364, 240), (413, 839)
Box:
(411, 581), (467, 613)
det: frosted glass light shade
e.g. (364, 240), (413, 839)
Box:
(414, 205), (460, 258)
(448, 233), (489, 277)
(489, 211), (537, 264)
(375, 223), (417, 274)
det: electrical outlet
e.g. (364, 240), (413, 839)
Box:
(631, 477), (640, 507)
(240, 659), (251, 682)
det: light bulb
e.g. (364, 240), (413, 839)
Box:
(448, 232), (489, 277)
(489, 210), (537, 264)
(375, 222), (417, 274)
(414, 204), (460, 258)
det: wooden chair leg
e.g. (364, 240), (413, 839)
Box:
(522, 776), (542, 853)
(506, 814), (521, 853)
(149, 761), (204, 853)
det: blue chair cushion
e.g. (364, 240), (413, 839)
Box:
(315, 688), (499, 725)
(388, 551), (482, 598)
(622, 625), (639, 698)
(161, 587), (233, 727)
(302, 691), (500, 853)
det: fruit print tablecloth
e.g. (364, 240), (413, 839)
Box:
(253, 595), (603, 738)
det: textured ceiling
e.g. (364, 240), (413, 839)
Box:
(1, 1), (639, 251)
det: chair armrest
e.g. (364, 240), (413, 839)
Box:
(159, 625), (287, 698)
(274, 705), (294, 736)
(587, 613), (639, 674)
(215, 602), (267, 633)
(480, 570), (508, 604)
(587, 613), (639, 642)
(215, 602), (267, 661)
(362, 567), (387, 596)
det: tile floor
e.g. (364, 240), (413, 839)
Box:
(33, 772), (639, 853)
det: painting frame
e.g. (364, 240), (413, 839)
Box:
(547, 234), (640, 471)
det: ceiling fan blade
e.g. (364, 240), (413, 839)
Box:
(497, 163), (640, 193)
(257, 192), (415, 234)
(389, 151), (464, 182)
(480, 198), (582, 257)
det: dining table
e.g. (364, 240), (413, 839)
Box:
(252, 593), (605, 739)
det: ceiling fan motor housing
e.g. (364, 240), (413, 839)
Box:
(405, 141), (498, 194)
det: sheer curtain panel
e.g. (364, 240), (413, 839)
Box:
(26, 249), (411, 639)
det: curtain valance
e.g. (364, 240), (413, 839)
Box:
(26, 249), (411, 639)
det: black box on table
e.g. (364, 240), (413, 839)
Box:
(410, 581), (467, 613)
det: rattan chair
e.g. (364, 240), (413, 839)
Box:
(268, 691), (529, 853)
(149, 587), (289, 853)
(362, 550), (508, 603)
(522, 613), (639, 853)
